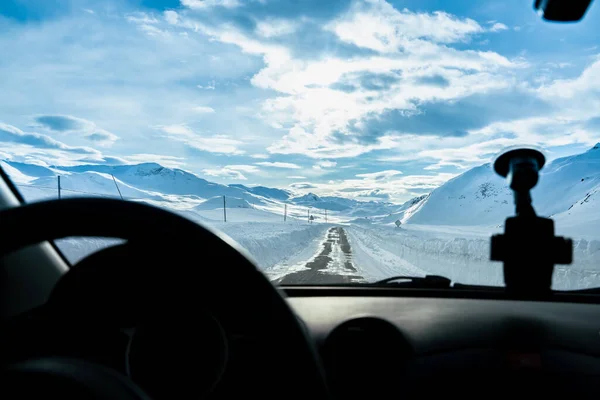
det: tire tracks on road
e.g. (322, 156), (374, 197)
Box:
(275, 227), (363, 284)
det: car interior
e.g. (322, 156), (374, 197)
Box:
(2, 0), (600, 399)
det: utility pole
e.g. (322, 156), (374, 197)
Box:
(57, 176), (61, 199)
(284, 203), (287, 222)
(223, 195), (227, 222)
(111, 174), (123, 200)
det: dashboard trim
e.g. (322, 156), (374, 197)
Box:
(280, 286), (600, 304)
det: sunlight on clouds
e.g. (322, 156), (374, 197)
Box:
(325, 0), (485, 51)
(536, 58), (600, 120)
(172, 0), (523, 160)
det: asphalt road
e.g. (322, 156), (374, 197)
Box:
(276, 227), (363, 284)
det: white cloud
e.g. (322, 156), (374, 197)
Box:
(537, 58), (600, 105)
(85, 129), (119, 147)
(489, 22), (508, 32)
(125, 12), (159, 25)
(255, 18), (298, 38)
(288, 171), (456, 202)
(288, 175), (306, 179)
(255, 161), (301, 169)
(164, 10), (179, 25)
(250, 154), (269, 159)
(202, 164), (260, 180)
(356, 170), (403, 179)
(203, 166), (247, 180)
(318, 160), (337, 168)
(202, 164), (260, 181)
(181, 0), (242, 10)
(267, 130), (403, 159)
(197, 81), (216, 90)
(313, 160), (337, 170)
(325, 0), (485, 52)
(30, 114), (119, 146)
(192, 106), (215, 113)
(225, 164), (260, 173)
(159, 125), (244, 154)
(175, 1), (523, 160)
(0, 122), (101, 155)
(0, 122), (116, 166)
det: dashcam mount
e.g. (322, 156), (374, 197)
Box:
(490, 148), (573, 295)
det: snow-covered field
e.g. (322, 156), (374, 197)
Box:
(3, 144), (600, 290)
(52, 205), (330, 281)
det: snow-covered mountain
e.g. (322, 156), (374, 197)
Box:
(404, 143), (600, 228)
(229, 184), (291, 201)
(1, 160), (399, 218)
(369, 194), (429, 225)
(4, 143), (600, 231)
(195, 196), (252, 210)
(52, 163), (249, 199)
(289, 191), (398, 215)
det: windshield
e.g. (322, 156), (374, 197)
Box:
(1, 0), (599, 289)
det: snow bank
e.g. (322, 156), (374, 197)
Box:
(347, 224), (503, 285)
(205, 221), (329, 271)
(346, 226), (428, 281)
(182, 208), (330, 272)
(346, 223), (600, 289)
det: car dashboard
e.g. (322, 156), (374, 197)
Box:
(284, 287), (600, 398)
(4, 286), (600, 399)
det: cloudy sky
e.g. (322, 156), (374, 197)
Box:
(1, 0), (600, 202)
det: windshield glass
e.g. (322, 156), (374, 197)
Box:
(1, 0), (599, 289)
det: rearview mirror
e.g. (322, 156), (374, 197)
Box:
(534, 0), (594, 22)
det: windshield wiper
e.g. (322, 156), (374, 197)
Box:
(368, 275), (504, 290)
(370, 274), (452, 288)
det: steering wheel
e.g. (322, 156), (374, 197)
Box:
(0, 198), (330, 399)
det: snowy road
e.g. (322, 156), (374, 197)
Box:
(274, 227), (364, 284)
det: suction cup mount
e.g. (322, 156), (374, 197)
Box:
(490, 147), (572, 296)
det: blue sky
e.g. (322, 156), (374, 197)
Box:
(1, 0), (600, 202)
